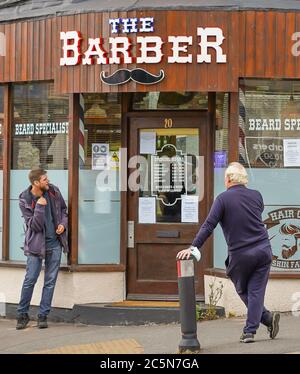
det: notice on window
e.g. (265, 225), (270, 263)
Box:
(92, 143), (109, 170)
(138, 197), (156, 224)
(181, 195), (199, 223)
(140, 132), (156, 154)
(283, 139), (300, 167)
(110, 151), (119, 170)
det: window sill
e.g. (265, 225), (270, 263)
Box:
(204, 268), (300, 279)
(0, 261), (125, 273)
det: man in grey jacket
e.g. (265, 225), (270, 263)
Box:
(16, 169), (68, 330)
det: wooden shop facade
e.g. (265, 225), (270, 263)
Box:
(0, 1), (300, 312)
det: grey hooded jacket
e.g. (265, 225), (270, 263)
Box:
(19, 184), (69, 257)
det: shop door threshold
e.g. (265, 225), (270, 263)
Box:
(126, 294), (204, 302)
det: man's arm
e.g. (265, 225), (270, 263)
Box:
(19, 199), (46, 232)
(192, 196), (224, 249)
(176, 196), (224, 261)
(59, 193), (68, 230)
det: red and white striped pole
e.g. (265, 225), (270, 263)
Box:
(177, 258), (200, 353)
(79, 93), (85, 169)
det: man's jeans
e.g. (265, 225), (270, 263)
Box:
(17, 246), (62, 317)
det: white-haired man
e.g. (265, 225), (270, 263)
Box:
(177, 162), (280, 343)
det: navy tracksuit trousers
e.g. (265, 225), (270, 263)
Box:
(226, 245), (273, 334)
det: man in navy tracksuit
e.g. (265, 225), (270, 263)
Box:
(177, 162), (280, 343)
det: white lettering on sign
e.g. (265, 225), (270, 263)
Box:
(291, 32), (300, 57)
(197, 27), (227, 63)
(15, 122), (69, 136)
(136, 36), (163, 64)
(82, 38), (108, 65)
(108, 17), (153, 34)
(248, 118), (300, 131)
(109, 37), (133, 64)
(60, 28), (226, 66)
(122, 18), (138, 33)
(168, 36), (193, 63)
(60, 31), (82, 66)
(139, 17), (154, 33)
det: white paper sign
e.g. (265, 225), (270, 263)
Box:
(92, 143), (109, 170)
(181, 195), (199, 223)
(140, 131), (156, 154)
(139, 197), (156, 223)
(283, 139), (300, 167)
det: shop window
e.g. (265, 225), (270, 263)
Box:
(0, 86), (3, 259)
(78, 93), (121, 264)
(9, 83), (69, 261)
(213, 93), (229, 269)
(239, 79), (300, 272)
(132, 92), (207, 110)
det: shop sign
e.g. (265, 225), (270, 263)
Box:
(248, 118), (300, 131)
(60, 16), (226, 85)
(245, 116), (300, 167)
(264, 207), (300, 270)
(14, 122), (69, 135)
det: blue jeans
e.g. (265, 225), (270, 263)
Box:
(17, 246), (62, 317)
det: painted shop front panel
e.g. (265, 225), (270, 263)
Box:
(0, 8), (300, 307)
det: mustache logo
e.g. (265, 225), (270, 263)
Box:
(100, 68), (165, 85)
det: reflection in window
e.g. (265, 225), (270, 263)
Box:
(78, 94), (121, 264)
(237, 80), (300, 273)
(80, 94), (121, 170)
(213, 93), (229, 270)
(239, 79), (300, 169)
(133, 92), (207, 110)
(12, 83), (69, 170)
(214, 93), (229, 168)
(9, 83), (69, 261)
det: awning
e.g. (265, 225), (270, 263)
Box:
(2, 0), (300, 23)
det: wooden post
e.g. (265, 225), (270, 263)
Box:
(68, 94), (79, 266)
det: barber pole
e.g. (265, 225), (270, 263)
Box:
(79, 94), (85, 168)
(177, 258), (200, 353)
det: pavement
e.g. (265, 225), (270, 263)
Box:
(1, 313), (300, 354)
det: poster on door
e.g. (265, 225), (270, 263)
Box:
(92, 143), (109, 170)
(151, 144), (187, 206)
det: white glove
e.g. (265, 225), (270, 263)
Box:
(176, 246), (201, 262)
(189, 246), (201, 262)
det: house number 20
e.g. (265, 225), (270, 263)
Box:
(164, 118), (173, 128)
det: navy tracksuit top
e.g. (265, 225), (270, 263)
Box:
(192, 184), (270, 252)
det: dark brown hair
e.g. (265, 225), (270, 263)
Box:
(28, 169), (47, 185)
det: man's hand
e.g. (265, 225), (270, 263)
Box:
(56, 224), (65, 235)
(176, 246), (201, 262)
(37, 197), (47, 206)
(176, 248), (192, 260)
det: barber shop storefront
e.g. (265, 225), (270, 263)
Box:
(1, 1), (300, 315)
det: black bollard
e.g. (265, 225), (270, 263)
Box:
(177, 258), (200, 353)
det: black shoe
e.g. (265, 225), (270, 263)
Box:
(16, 313), (30, 330)
(268, 312), (280, 339)
(37, 315), (48, 329)
(240, 332), (255, 343)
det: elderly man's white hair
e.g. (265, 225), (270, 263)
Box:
(225, 162), (248, 185)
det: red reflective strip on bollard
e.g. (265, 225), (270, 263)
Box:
(177, 259), (194, 278)
(177, 260), (182, 277)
